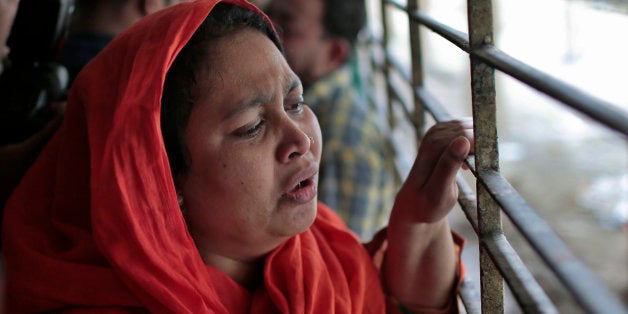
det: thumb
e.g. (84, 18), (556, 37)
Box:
(448, 136), (471, 162)
(438, 136), (470, 177)
(422, 136), (470, 203)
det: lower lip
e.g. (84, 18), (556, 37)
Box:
(282, 180), (317, 204)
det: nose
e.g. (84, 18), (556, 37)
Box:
(277, 119), (311, 163)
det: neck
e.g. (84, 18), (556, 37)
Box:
(202, 253), (265, 290)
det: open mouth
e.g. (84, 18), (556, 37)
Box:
(282, 177), (317, 203)
(281, 164), (318, 203)
(290, 179), (312, 193)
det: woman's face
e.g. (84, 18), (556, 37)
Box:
(177, 28), (322, 262)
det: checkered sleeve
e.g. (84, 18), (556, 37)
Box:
(318, 123), (395, 240)
(308, 64), (397, 240)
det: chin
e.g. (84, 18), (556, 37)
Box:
(278, 201), (318, 236)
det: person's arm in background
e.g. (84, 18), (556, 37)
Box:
(322, 143), (394, 240)
(383, 119), (473, 311)
(0, 0), (19, 60)
(316, 102), (396, 240)
(0, 102), (64, 208)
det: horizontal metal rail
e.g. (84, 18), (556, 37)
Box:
(480, 169), (626, 313)
(458, 276), (482, 314)
(384, 0), (628, 138)
(381, 45), (561, 311)
(458, 176), (552, 314)
(391, 52), (625, 313)
(476, 46), (628, 137)
(378, 0), (628, 312)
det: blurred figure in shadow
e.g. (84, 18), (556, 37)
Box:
(59, 0), (188, 85)
(0, 0), (183, 210)
(1, 0), (145, 209)
(0, 0), (66, 209)
(268, 0), (397, 240)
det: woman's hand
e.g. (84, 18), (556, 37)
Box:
(383, 118), (473, 310)
(392, 118), (473, 224)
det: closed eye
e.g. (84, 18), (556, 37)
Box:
(235, 119), (266, 138)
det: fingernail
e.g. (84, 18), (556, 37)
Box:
(451, 136), (469, 159)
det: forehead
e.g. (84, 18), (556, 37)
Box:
(206, 27), (290, 86)
(194, 27), (298, 116)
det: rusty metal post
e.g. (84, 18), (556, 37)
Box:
(407, 0), (426, 139)
(467, 0), (504, 312)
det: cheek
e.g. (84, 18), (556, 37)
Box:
(185, 155), (272, 230)
(210, 156), (276, 231)
(214, 151), (273, 200)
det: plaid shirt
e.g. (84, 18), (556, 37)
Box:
(306, 64), (397, 240)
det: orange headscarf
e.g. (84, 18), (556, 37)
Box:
(1, 0), (385, 313)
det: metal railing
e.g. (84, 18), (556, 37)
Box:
(365, 0), (628, 312)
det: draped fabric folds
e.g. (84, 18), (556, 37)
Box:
(1, 0), (386, 312)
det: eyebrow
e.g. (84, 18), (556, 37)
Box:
(285, 74), (302, 95)
(223, 73), (302, 121)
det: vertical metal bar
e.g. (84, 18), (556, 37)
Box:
(380, 0), (396, 130)
(407, 0), (425, 138)
(467, 0), (504, 312)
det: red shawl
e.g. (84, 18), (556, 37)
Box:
(1, 0), (385, 312)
